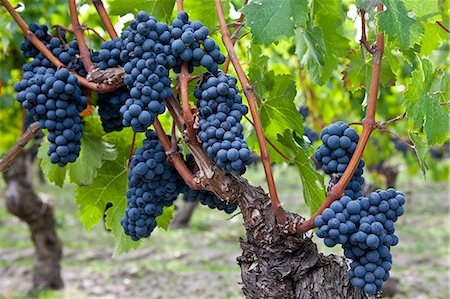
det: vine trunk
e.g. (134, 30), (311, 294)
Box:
(2, 150), (63, 290)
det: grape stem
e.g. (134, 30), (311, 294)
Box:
(215, 0), (282, 213)
(223, 0), (248, 73)
(153, 119), (202, 190)
(0, 122), (41, 171)
(0, 0), (119, 93)
(68, 0), (95, 72)
(92, 0), (118, 39)
(379, 129), (414, 149)
(127, 132), (137, 168)
(436, 20), (450, 34)
(360, 9), (376, 55)
(296, 4), (385, 234)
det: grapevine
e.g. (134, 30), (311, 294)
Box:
(0, 0), (447, 297)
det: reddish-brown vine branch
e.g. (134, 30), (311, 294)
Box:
(153, 119), (201, 190)
(68, 0), (94, 72)
(436, 20), (450, 34)
(174, 0), (196, 142)
(0, 122), (41, 171)
(215, 0), (282, 211)
(360, 9), (375, 54)
(1, 0), (119, 93)
(92, 0), (118, 39)
(223, 0), (248, 73)
(296, 4), (385, 234)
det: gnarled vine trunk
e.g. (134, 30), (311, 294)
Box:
(233, 179), (374, 299)
(2, 150), (63, 290)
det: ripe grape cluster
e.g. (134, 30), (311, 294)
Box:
(182, 154), (237, 213)
(97, 88), (128, 132)
(121, 130), (184, 240)
(195, 72), (252, 174)
(15, 68), (87, 166)
(171, 12), (225, 74)
(314, 122), (364, 199)
(92, 38), (129, 132)
(20, 23), (87, 77)
(314, 189), (406, 294)
(118, 11), (176, 132)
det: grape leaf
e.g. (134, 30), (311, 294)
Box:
(420, 21), (447, 55)
(184, 0), (229, 31)
(409, 132), (428, 176)
(402, 0), (440, 22)
(296, 0), (350, 85)
(295, 25), (327, 85)
(278, 131), (326, 215)
(403, 58), (449, 145)
(76, 128), (141, 255)
(155, 205), (174, 231)
(68, 116), (117, 186)
(37, 140), (67, 187)
(105, 193), (142, 256)
(240, 0), (309, 44)
(108, 0), (175, 23)
(75, 158), (127, 230)
(343, 51), (396, 92)
(377, 0), (424, 49)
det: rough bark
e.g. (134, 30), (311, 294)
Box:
(171, 201), (199, 228)
(2, 150), (64, 290)
(234, 178), (375, 299)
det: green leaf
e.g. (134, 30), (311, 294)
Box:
(155, 205), (174, 231)
(420, 21), (447, 55)
(37, 140), (67, 187)
(184, 0), (229, 30)
(278, 131), (326, 215)
(107, 0), (175, 23)
(105, 195), (142, 256)
(377, 0), (424, 49)
(75, 158), (127, 230)
(409, 132), (428, 176)
(295, 25), (327, 85)
(257, 73), (303, 162)
(296, 0), (350, 85)
(68, 116), (117, 186)
(240, 0), (309, 44)
(356, 0), (381, 10)
(343, 51), (396, 92)
(403, 59), (449, 145)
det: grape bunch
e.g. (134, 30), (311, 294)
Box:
(194, 72), (252, 174)
(121, 130), (184, 240)
(91, 38), (129, 132)
(92, 37), (125, 69)
(170, 11), (226, 74)
(118, 11), (176, 132)
(314, 189), (406, 294)
(96, 88), (128, 132)
(15, 68), (87, 166)
(20, 22), (51, 58)
(20, 23), (87, 77)
(314, 122), (364, 199)
(182, 154), (237, 213)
